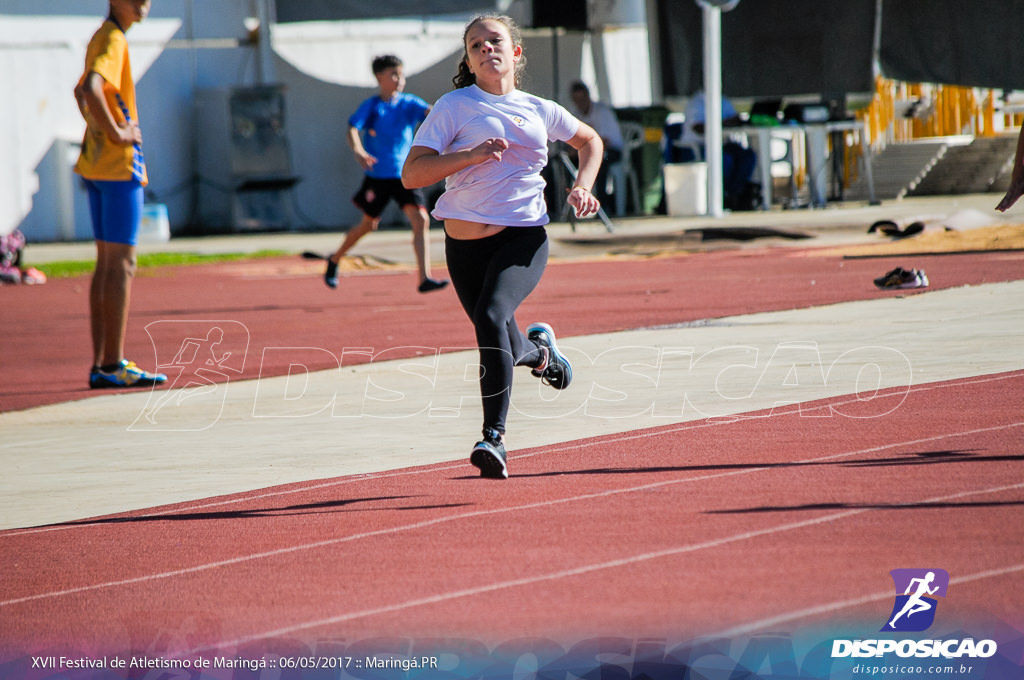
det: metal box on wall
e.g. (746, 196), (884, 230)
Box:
(195, 84), (299, 231)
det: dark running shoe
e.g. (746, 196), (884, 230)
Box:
(470, 427), (508, 479)
(526, 322), (572, 389)
(418, 277), (449, 293)
(873, 267), (927, 290)
(324, 259), (339, 289)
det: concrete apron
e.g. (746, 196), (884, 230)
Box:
(2, 280), (1020, 531)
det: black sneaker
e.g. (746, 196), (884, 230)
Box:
(324, 259), (339, 289)
(526, 322), (572, 390)
(418, 277), (449, 293)
(470, 427), (508, 479)
(873, 267), (927, 290)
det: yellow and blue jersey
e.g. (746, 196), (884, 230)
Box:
(75, 20), (147, 185)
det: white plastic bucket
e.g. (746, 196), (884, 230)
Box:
(139, 203), (171, 243)
(663, 163), (707, 217)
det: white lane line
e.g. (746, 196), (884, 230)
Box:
(3, 422), (1020, 609)
(711, 563), (1024, 639)
(181, 482), (1024, 657)
(517, 371), (1024, 462)
(4, 371), (1020, 539)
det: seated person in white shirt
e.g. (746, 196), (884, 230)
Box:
(569, 81), (624, 210)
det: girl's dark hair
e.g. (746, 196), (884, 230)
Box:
(452, 14), (526, 90)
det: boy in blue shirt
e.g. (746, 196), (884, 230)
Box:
(324, 55), (448, 293)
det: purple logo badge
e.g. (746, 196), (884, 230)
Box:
(881, 568), (949, 632)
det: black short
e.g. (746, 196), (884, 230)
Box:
(352, 177), (425, 218)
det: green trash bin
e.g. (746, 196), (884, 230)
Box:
(615, 106), (670, 215)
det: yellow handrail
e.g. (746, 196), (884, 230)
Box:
(836, 77), (1019, 191)
(861, 77), (1014, 148)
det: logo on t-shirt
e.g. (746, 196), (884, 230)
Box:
(510, 115), (526, 127)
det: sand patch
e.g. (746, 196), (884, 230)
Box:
(817, 223), (1024, 258)
(207, 254), (409, 278)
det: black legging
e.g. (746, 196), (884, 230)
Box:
(445, 226), (549, 435)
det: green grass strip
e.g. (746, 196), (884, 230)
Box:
(33, 249), (290, 279)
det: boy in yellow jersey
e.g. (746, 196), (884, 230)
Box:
(75, 0), (166, 388)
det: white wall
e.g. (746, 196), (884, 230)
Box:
(1, 0), (267, 240)
(1, 1), (653, 242)
(0, 9), (184, 241)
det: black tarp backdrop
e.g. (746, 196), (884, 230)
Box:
(657, 0), (1024, 100)
(656, 0), (876, 98)
(879, 0), (1024, 90)
(275, 0), (498, 22)
(276, 0), (1024, 95)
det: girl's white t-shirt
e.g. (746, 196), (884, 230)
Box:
(412, 85), (580, 227)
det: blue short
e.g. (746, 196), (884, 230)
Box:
(84, 178), (144, 246)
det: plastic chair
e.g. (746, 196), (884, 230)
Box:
(557, 151), (614, 232)
(607, 161), (626, 217)
(618, 122), (646, 216)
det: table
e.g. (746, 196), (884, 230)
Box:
(735, 120), (877, 209)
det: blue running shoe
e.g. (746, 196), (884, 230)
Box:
(470, 427), (508, 479)
(90, 360), (167, 389)
(526, 322), (572, 390)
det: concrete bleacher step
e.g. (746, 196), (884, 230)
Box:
(907, 133), (1019, 196)
(844, 139), (951, 202)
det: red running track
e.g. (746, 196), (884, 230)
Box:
(2, 246), (1023, 413)
(1, 373), (1022, 662)
(1, 244), (1023, 678)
